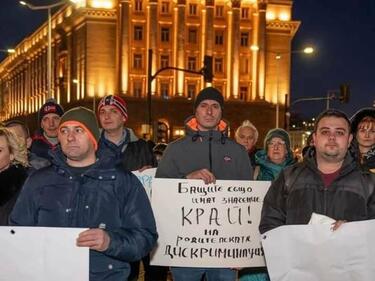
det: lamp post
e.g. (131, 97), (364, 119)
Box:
(274, 46), (314, 128)
(19, 1), (72, 100)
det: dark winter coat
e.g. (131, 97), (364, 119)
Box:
(30, 131), (58, 161)
(0, 165), (28, 225)
(259, 149), (375, 234)
(97, 128), (156, 171)
(156, 116), (252, 180)
(10, 149), (158, 281)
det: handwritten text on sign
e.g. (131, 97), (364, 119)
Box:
(150, 179), (271, 268)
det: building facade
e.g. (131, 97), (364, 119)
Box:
(0, 0), (299, 142)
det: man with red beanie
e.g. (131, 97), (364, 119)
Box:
(10, 106), (157, 281)
(97, 95), (163, 281)
(31, 99), (64, 160)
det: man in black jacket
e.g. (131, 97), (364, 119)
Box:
(260, 109), (375, 234)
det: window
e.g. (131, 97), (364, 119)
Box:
(133, 54), (142, 69)
(215, 5), (224, 17)
(240, 86), (248, 100)
(133, 81), (142, 97)
(188, 56), (196, 71)
(188, 28), (197, 44)
(189, 4), (197, 16)
(160, 55), (169, 68)
(134, 26), (143, 41)
(161, 83), (169, 98)
(214, 58), (223, 73)
(134, 0), (142, 12)
(161, 27), (170, 42)
(241, 7), (249, 19)
(187, 84), (196, 99)
(240, 32), (249, 47)
(240, 58), (249, 74)
(215, 30), (224, 45)
(161, 1), (169, 14)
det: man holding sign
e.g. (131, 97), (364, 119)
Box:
(260, 109), (375, 233)
(156, 87), (252, 281)
(10, 107), (157, 281)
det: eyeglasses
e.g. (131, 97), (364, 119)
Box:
(267, 140), (286, 148)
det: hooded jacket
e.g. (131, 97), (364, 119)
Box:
(156, 116), (252, 180)
(10, 148), (158, 281)
(259, 149), (375, 234)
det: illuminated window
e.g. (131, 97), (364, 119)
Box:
(161, 27), (170, 42)
(241, 7), (249, 19)
(134, 26), (143, 41)
(240, 32), (249, 47)
(215, 30), (224, 45)
(240, 86), (248, 100)
(214, 57), (223, 73)
(161, 83), (169, 98)
(188, 56), (196, 71)
(161, 1), (169, 14)
(188, 28), (197, 44)
(133, 54), (142, 69)
(160, 55), (169, 68)
(240, 58), (249, 74)
(187, 84), (196, 99)
(215, 5), (224, 17)
(134, 0), (142, 12)
(189, 4), (197, 16)
(133, 81), (142, 97)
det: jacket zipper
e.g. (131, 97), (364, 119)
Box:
(209, 130), (213, 172)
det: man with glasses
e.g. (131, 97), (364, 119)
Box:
(259, 109), (375, 234)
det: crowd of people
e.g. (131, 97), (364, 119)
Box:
(0, 86), (374, 281)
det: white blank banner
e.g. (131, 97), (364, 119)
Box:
(262, 220), (375, 281)
(0, 226), (89, 281)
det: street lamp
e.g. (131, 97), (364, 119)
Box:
(0, 49), (16, 54)
(274, 46), (314, 128)
(19, 0), (75, 100)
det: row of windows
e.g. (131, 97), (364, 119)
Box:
(132, 54), (250, 74)
(131, 81), (250, 100)
(133, 0), (251, 19)
(133, 25), (251, 47)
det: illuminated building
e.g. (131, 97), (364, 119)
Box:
(0, 0), (299, 141)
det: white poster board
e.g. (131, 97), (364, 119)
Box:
(150, 178), (270, 268)
(261, 220), (375, 281)
(132, 168), (156, 199)
(0, 226), (89, 281)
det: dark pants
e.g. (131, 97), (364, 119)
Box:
(128, 255), (168, 281)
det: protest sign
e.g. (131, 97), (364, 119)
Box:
(261, 220), (375, 281)
(132, 168), (156, 199)
(0, 226), (88, 281)
(150, 178), (270, 267)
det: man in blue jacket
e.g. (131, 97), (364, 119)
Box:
(10, 106), (158, 281)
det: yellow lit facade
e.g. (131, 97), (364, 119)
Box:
(0, 0), (299, 141)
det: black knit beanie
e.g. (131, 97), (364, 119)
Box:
(59, 107), (100, 150)
(38, 99), (64, 124)
(194, 87), (224, 110)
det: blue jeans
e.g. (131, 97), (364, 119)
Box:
(171, 267), (236, 281)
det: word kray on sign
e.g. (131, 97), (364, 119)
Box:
(181, 205), (252, 226)
(164, 245), (264, 259)
(178, 182), (254, 196)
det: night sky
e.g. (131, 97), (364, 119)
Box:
(1, 0), (374, 119)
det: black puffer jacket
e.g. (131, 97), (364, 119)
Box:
(259, 150), (375, 234)
(0, 165), (28, 225)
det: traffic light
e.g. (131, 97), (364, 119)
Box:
(339, 84), (350, 103)
(202, 55), (213, 83)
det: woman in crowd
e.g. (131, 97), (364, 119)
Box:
(239, 128), (294, 281)
(350, 107), (375, 173)
(0, 127), (29, 225)
(235, 120), (259, 168)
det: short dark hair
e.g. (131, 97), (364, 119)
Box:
(313, 109), (351, 133)
(4, 120), (30, 138)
